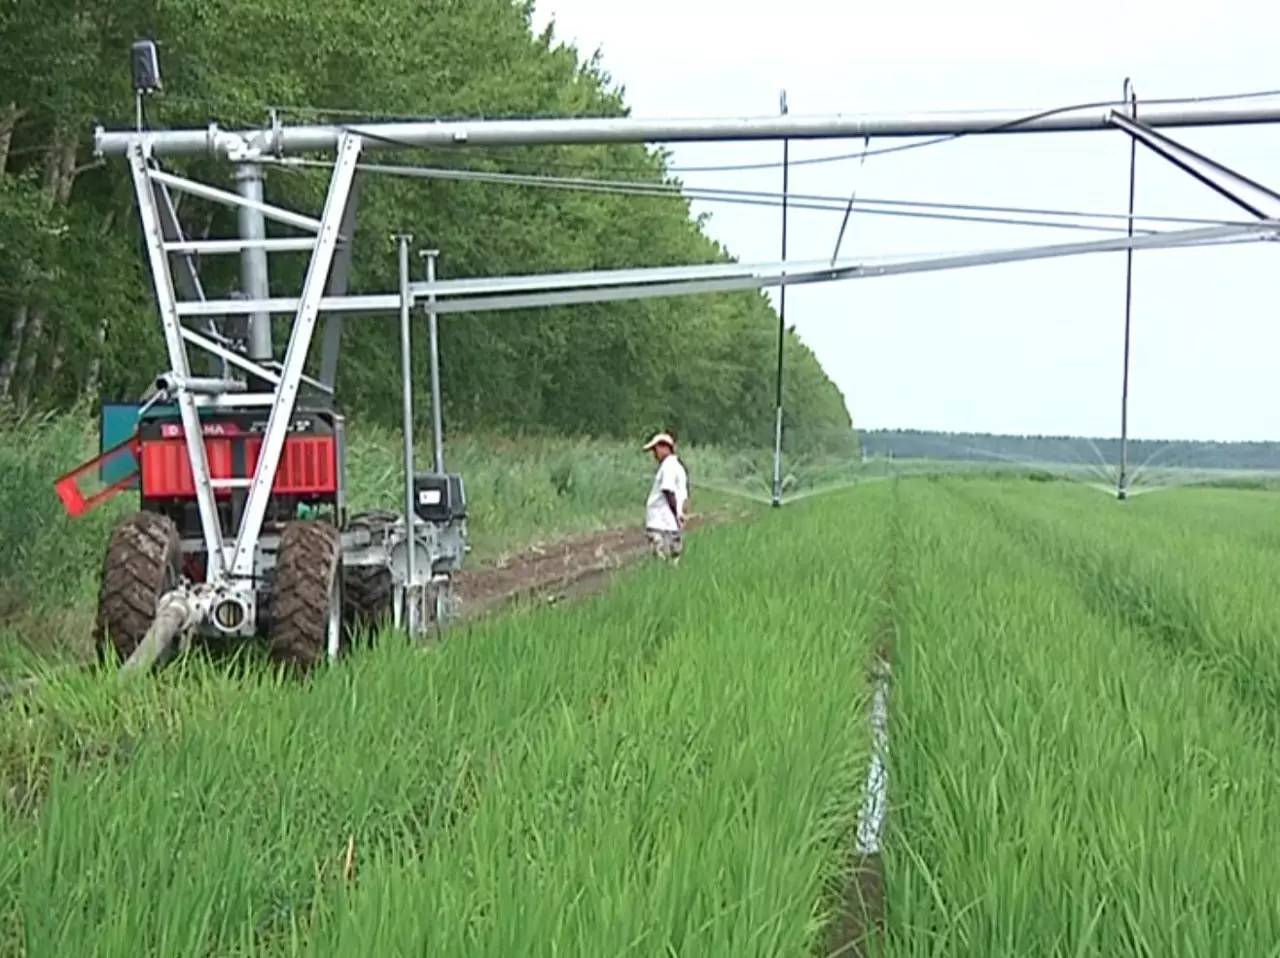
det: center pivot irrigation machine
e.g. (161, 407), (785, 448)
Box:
(53, 40), (1280, 673)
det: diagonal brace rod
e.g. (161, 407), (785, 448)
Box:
(1108, 111), (1280, 219)
(230, 133), (363, 578)
(149, 168), (325, 234)
(180, 327), (280, 385)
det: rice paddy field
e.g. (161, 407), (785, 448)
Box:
(4, 475), (1280, 956)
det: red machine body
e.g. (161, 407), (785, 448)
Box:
(138, 424), (339, 500)
(54, 406), (347, 538)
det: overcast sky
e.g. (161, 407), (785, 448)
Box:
(530, 0), (1280, 442)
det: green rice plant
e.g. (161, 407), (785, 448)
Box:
(3, 484), (888, 957)
(882, 479), (1280, 956)
(953, 481), (1280, 739)
(293, 495), (890, 956)
(3, 579), (689, 953)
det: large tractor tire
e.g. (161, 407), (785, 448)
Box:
(342, 511), (396, 639)
(95, 512), (182, 664)
(343, 565), (393, 637)
(269, 520), (343, 673)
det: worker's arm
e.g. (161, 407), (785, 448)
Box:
(663, 490), (683, 528)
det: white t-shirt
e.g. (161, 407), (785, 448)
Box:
(645, 454), (688, 532)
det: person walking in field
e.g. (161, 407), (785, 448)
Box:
(643, 431), (689, 562)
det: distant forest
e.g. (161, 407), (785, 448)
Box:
(859, 429), (1280, 472)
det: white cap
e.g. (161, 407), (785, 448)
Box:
(643, 431), (676, 451)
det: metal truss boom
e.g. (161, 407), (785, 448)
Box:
(167, 221), (1277, 321)
(96, 97), (1280, 159)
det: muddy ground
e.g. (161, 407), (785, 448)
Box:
(824, 853), (886, 957)
(452, 513), (724, 621)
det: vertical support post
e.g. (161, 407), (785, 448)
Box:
(230, 134), (362, 578)
(771, 89), (789, 509)
(1118, 79), (1138, 501)
(422, 249), (445, 472)
(236, 164), (273, 365)
(127, 144), (226, 576)
(397, 235), (418, 621)
(318, 174), (363, 393)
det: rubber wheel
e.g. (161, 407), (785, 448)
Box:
(269, 520), (343, 673)
(342, 511), (395, 639)
(343, 564), (393, 637)
(95, 512), (182, 664)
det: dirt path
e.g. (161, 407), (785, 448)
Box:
(452, 512), (729, 621)
(824, 854), (886, 957)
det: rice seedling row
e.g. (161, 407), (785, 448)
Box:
(7, 475), (1280, 956)
(3, 485), (891, 957)
(880, 479), (1280, 956)
(949, 481), (1280, 740)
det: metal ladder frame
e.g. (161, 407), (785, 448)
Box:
(125, 133), (362, 629)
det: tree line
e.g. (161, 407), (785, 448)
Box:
(861, 429), (1280, 472)
(0, 0), (854, 454)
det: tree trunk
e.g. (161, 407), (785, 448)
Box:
(48, 330), (66, 384)
(0, 103), (20, 174)
(54, 133), (77, 204)
(83, 212), (118, 402)
(84, 316), (108, 401)
(0, 106), (36, 400)
(0, 305), (30, 399)
(14, 132), (77, 405)
(15, 315), (46, 407)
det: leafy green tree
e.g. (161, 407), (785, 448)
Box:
(0, 0), (855, 454)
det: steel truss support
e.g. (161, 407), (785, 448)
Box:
(236, 164), (273, 363)
(1107, 111), (1280, 220)
(395, 234), (418, 615)
(152, 178), (229, 377)
(129, 135), (363, 595)
(229, 133), (363, 579)
(128, 143), (228, 576)
(422, 250), (445, 473)
(1117, 83), (1139, 502)
(318, 173), (363, 392)
(1104, 109), (1280, 500)
(179, 327), (282, 385)
(149, 169), (324, 233)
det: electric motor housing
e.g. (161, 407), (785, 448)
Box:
(413, 473), (467, 523)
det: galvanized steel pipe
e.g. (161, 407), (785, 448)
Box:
(95, 99), (1280, 159)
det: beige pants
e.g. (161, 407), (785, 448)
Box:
(646, 529), (684, 560)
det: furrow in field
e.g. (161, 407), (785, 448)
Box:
(822, 479), (902, 958)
